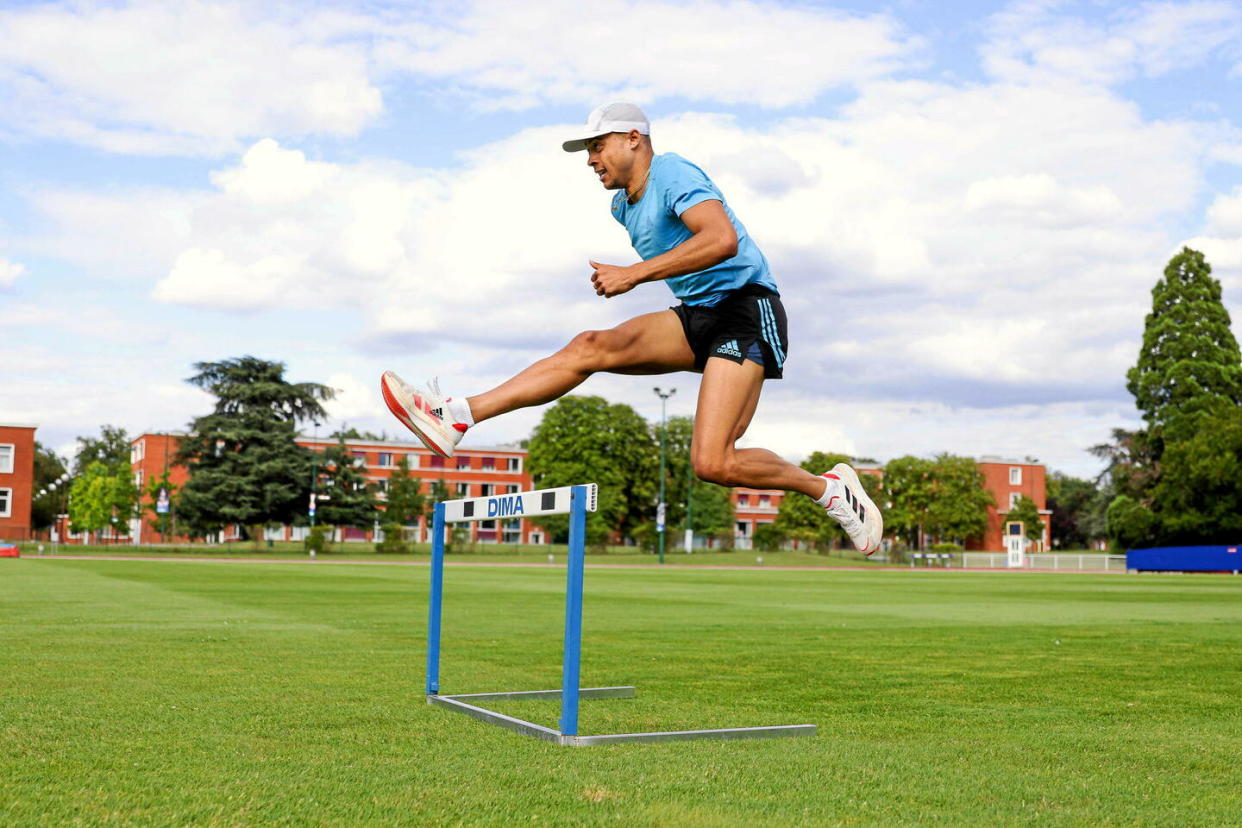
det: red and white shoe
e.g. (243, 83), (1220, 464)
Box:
(821, 463), (883, 556)
(380, 371), (468, 458)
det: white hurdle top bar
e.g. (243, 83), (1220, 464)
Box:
(440, 483), (598, 523)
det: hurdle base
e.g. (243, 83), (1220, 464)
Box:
(427, 686), (816, 746)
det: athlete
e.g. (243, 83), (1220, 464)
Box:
(381, 103), (882, 554)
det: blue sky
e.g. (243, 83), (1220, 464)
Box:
(2, 0), (1241, 478)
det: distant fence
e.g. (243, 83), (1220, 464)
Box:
(962, 553), (1128, 572)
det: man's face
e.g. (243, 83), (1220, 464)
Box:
(585, 132), (635, 190)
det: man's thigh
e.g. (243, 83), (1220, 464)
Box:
(598, 310), (698, 375)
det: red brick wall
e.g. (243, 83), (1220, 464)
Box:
(0, 425), (37, 541)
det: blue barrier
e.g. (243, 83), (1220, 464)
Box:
(1127, 545), (1242, 573)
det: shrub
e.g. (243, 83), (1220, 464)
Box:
(304, 526), (329, 556)
(375, 523), (409, 554)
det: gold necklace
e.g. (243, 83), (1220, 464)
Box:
(627, 163), (652, 204)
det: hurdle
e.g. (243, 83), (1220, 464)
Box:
(425, 482), (816, 746)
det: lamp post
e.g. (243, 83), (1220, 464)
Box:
(309, 421), (320, 557)
(684, 459), (694, 554)
(653, 387), (675, 565)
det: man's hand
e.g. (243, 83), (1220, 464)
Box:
(589, 260), (642, 298)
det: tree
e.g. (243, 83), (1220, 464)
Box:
(314, 438), (378, 532)
(1126, 247), (1242, 437)
(1149, 406), (1242, 545)
(143, 471), (178, 541)
(1106, 495), (1157, 550)
(882, 455), (935, 548)
(68, 461), (138, 542)
(1004, 495), (1045, 543)
(31, 442), (69, 531)
(924, 454), (993, 544)
(526, 396), (657, 543)
(72, 425), (131, 476)
(1047, 473), (1100, 549)
(176, 356), (332, 541)
(384, 455), (426, 529)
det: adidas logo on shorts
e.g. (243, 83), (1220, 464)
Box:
(715, 339), (742, 358)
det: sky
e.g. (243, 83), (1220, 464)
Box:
(2, 0), (1241, 479)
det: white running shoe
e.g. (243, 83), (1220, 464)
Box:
(380, 371), (467, 458)
(821, 463), (883, 556)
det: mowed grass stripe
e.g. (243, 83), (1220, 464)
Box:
(1, 559), (1238, 827)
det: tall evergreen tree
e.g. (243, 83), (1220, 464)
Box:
(1126, 247), (1242, 437)
(314, 438), (378, 532)
(384, 455), (426, 527)
(176, 356), (332, 540)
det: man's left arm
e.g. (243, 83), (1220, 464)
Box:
(590, 200), (738, 298)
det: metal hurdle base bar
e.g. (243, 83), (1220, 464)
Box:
(425, 484), (817, 747)
(427, 686), (816, 746)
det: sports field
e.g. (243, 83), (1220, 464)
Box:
(2, 559), (1239, 826)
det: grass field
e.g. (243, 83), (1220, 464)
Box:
(2, 559), (1239, 826)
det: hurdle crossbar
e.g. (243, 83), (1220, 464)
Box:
(425, 482), (815, 746)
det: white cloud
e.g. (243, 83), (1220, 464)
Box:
(982, 0), (1242, 86)
(375, 0), (918, 110)
(323, 372), (383, 422)
(0, 1), (382, 156)
(28, 69), (1208, 419)
(0, 257), (25, 289)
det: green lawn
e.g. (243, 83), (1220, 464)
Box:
(1, 560), (1238, 826)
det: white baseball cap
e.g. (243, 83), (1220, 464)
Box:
(561, 102), (650, 152)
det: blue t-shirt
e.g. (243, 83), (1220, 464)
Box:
(610, 153), (777, 306)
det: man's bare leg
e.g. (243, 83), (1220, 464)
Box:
(467, 310), (695, 423)
(690, 357), (826, 499)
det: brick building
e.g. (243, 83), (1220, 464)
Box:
(128, 432), (538, 545)
(732, 460), (1047, 552)
(970, 457), (1051, 552)
(127, 431), (1048, 551)
(0, 424), (36, 541)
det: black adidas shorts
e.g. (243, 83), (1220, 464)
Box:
(671, 284), (789, 380)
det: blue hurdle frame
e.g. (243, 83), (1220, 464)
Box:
(425, 483), (815, 746)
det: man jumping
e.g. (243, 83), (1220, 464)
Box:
(381, 103), (882, 554)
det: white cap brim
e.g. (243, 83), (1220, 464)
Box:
(561, 120), (650, 152)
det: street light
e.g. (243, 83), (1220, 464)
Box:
(653, 387), (676, 565)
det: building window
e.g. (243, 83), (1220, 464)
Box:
(1009, 492), (1021, 508)
(375, 479), (389, 492)
(456, 482), (470, 497)
(759, 495), (770, 509)
(378, 452), (393, 467)
(134, 470), (143, 487)
(0, 488), (10, 517)
(130, 440), (145, 463)
(351, 451), (367, 467)
(429, 456), (444, 469)
(0, 444), (12, 474)
(482, 457), (495, 471)
(507, 457), (521, 472)
(736, 520), (750, 536)
(737, 494), (749, 506)
(1010, 467), (1022, 485)
(457, 456), (471, 470)
(480, 484), (495, 496)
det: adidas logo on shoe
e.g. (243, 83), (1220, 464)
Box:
(715, 339), (742, 358)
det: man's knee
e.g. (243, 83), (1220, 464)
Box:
(562, 329), (623, 370)
(693, 453), (736, 487)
